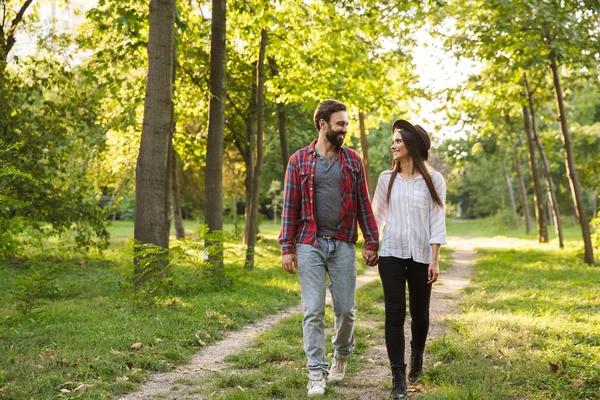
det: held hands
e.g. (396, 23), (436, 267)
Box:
(281, 253), (297, 275)
(362, 246), (378, 267)
(427, 261), (440, 284)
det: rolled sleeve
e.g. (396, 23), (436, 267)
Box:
(429, 173), (447, 245)
(278, 157), (301, 255)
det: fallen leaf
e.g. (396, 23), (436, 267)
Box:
(155, 337), (162, 342)
(497, 349), (505, 356)
(130, 342), (144, 351)
(42, 350), (55, 360)
(60, 381), (73, 388)
(197, 339), (206, 346)
(434, 361), (443, 367)
(530, 293), (537, 299)
(548, 362), (559, 372)
(60, 389), (71, 393)
(73, 384), (89, 392)
(484, 353), (492, 359)
(570, 379), (584, 387)
(0, 387), (7, 392)
(111, 349), (121, 355)
(94, 356), (101, 361)
(116, 376), (129, 382)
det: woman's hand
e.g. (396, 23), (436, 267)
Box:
(427, 261), (440, 284)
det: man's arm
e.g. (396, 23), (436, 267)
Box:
(278, 156), (301, 256)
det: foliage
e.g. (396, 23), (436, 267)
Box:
(12, 263), (60, 316)
(592, 211), (600, 252)
(1, 50), (109, 259)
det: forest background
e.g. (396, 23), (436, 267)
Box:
(0, 0), (599, 398)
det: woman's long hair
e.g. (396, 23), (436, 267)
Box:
(385, 125), (444, 208)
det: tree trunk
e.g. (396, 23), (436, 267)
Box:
(204, 0), (227, 270)
(512, 141), (531, 233)
(267, 58), (290, 175)
(243, 83), (257, 246)
(502, 157), (517, 219)
(245, 29), (268, 270)
(133, 0), (175, 277)
(277, 103), (289, 175)
(522, 105), (548, 243)
(168, 40), (185, 240)
(171, 149), (185, 239)
(549, 52), (594, 264)
(523, 72), (564, 248)
(358, 111), (374, 196)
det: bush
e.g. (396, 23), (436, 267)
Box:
(591, 211), (600, 252)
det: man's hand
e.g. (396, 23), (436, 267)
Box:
(282, 253), (298, 275)
(362, 247), (378, 267)
(427, 261), (440, 284)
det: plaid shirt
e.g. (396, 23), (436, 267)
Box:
(278, 139), (379, 255)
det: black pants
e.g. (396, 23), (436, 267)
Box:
(378, 256), (432, 367)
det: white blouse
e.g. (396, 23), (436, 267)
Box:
(372, 169), (447, 264)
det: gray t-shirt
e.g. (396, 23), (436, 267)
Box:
(314, 153), (342, 236)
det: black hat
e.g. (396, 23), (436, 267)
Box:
(392, 119), (431, 159)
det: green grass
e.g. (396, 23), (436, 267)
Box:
(420, 238), (600, 399)
(0, 221), (376, 399)
(0, 223), (298, 399)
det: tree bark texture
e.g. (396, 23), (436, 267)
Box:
(522, 105), (548, 243)
(358, 111), (374, 197)
(502, 157), (517, 218)
(267, 57), (290, 176)
(245, 29), (268, 270)
(171, 149), (185, 239)
(523, 72), (564, 248)
(134, 0), (175, 264)
(204, 0), (227, 269)
(243, 80), (257, 245)
(549, 53), (594, 264)
(512, 141), (531, 233)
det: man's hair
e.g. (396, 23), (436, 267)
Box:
(313, 100), (347, 132)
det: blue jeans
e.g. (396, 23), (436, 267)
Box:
(297, 237), (357, 375)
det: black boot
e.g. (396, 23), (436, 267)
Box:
(409, 348), (424, 383)
(390, 364), (407, 399)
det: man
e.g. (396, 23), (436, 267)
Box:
(279, 100), (379, 396)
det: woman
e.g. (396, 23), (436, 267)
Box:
(372, 119), (447, 399)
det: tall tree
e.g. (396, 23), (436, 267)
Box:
(134, 0), (175, 268)
(358, 111), (374, 195)
(548, 51), (593, 263)
(523, 72), (563, 248)
(523, 105), (549, 243)
(244, 28), (268, 270)
(204, 0), (227, 270)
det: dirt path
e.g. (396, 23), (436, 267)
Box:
(118, 238), (475, 399)
(334, 237), (475, 399)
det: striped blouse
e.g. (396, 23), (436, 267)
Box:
(372, 169), (447, 264)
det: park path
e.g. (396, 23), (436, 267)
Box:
(118, 238), (475, 399)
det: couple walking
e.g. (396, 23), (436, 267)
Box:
(278, 100), (447, 398)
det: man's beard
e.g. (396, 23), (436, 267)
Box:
(325, 124), (345, 147)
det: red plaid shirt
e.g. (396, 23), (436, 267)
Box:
(278, 140), (379, 255)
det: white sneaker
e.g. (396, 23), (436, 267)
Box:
(328, 356), (348, 383)
(307, 371), (326, 396)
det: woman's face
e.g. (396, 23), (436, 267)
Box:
(391, 130), (408, 162)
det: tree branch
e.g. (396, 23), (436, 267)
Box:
(5, 0), (34, 53)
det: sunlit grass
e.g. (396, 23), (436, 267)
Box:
(421, 235), (600, 399)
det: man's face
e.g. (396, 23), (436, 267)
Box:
(323, 110), (349, 148)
